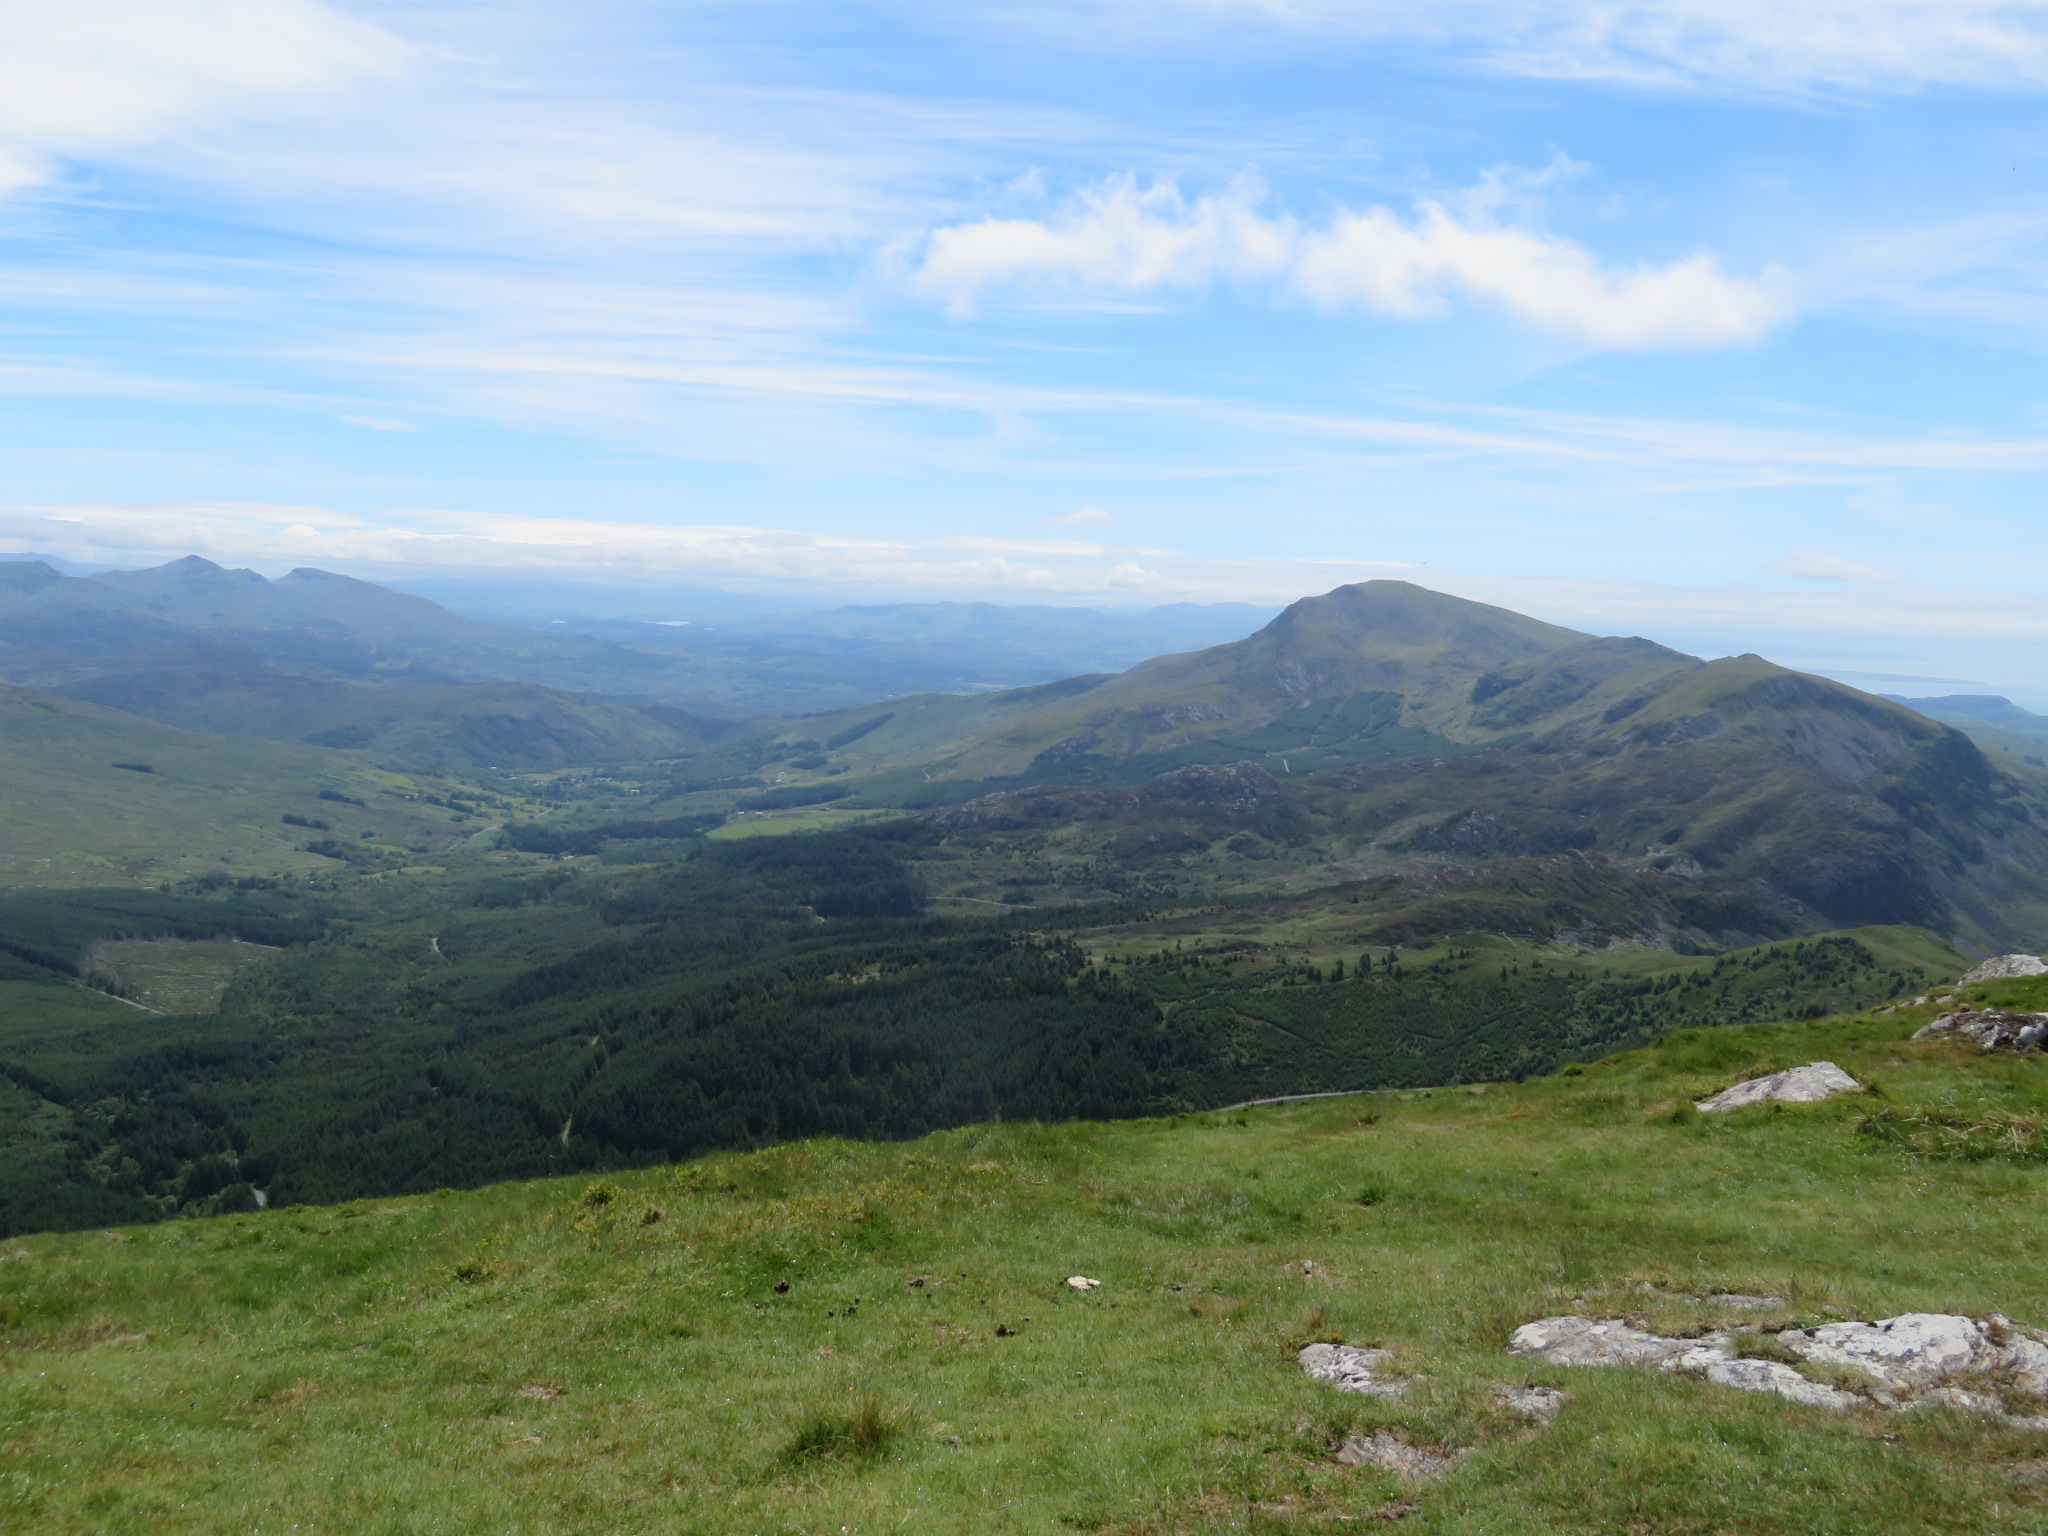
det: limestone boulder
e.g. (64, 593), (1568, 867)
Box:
(1695, 1061), (1861, 1114)
(1959, 954), (2048, 984)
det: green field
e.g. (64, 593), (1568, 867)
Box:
(6, 982), (2048, 1534)
(708, 805), (906, 839)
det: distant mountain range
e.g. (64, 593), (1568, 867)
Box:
(1882, 692), (2048, 765)
(0, 556), (1273, 766)
(8, 559), (2048, 955)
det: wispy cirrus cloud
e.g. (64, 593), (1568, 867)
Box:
(0, 0), (402, 196)
(0, 498), (1410, 598)
(1073, 1), (2048, 97)
(911, 172), (1791, 349)
(1768, 548), (1903, 582)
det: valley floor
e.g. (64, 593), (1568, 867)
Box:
(5, 1008), (2048, 1534)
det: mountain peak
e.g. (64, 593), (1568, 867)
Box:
(92, 555), (267, 592)
(0, 560), (62, 594)
(1259, 580), (1588, 659)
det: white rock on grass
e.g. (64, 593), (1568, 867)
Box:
(1694, 1355), (1861, 1411)
(1778, 1313), (2048, 1397)
(1507, 1317), (1855, 1410)
(1912, 1010), (2048, 1052)
(1960, 954), (2048, 984)
(1511, 1311), (2048, 1422)
(1506, 1316), (1696, 1368)
(1334, 1430), (1463, 1480)
(1695, 1061), (1861, 1114)
(1299, 1342), (1414, 1398)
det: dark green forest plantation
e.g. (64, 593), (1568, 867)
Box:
(0, 822), (1962, 1237)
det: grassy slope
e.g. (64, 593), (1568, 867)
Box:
(7, 989), (2048, 1534)
(0, 686), (497, 887)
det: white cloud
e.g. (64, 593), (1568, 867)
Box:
(0, 500), (1412, 601)
(914, 175), (1296, 313)
(1121, 2), (2048, 97)
(1768, 548), (1903, 582)
(0, 0), (402, 194)
(912, 173), (1790, 349)
(1056, 506), (1118, 524)
(21, 503), (2048, 664)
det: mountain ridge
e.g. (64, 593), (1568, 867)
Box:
(729, 582), (2048, 952)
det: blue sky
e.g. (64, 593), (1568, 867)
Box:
(8, 2), (2048, 695)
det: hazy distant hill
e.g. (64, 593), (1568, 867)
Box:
(57, 663), (740, 771)
(0, 558), (1279, 739)
(1883, 693), (2048, 769)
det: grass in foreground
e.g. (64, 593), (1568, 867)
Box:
(5, 999), (2048, 1534)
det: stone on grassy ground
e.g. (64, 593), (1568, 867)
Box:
(1299, 1342), (1414, 1398)
(1960, 954), (2048, 983)
(1065, 1275), (1100, 1291)
(1493, 1384), (1567, 1421)
(1913, 1010), (2048, 1051)
(1694, 1355), (1861, 1410)
(1510, 1318), (1852, 1409)
(1778, 1313), (2048, 1397)
(1334, 1431), (1463, 1479)
(1695, 1061), (1861, 1113)
(1506, 1316), (1699, 1368)
(1511, 1311), (2048, 1423)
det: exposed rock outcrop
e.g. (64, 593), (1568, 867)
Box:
(1298, 1342), (1413, 1398)
(1777, 1313), (2048, 1400)
(1509, 1312), (2048, 1423)
(1960, 954), (2048, 984)
(1694, 1061), (1861, 1114)
(1334, 1431), (1464, 1479)
(1914, 1010), (2048, 1051)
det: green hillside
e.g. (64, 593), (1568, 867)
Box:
(778, 581), (1596, 783)
(0, 685), (495, 887)
(0, 821), (1964, 1238)
(6, 995), (2048, 1534)
(58, 664), (737, 772)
